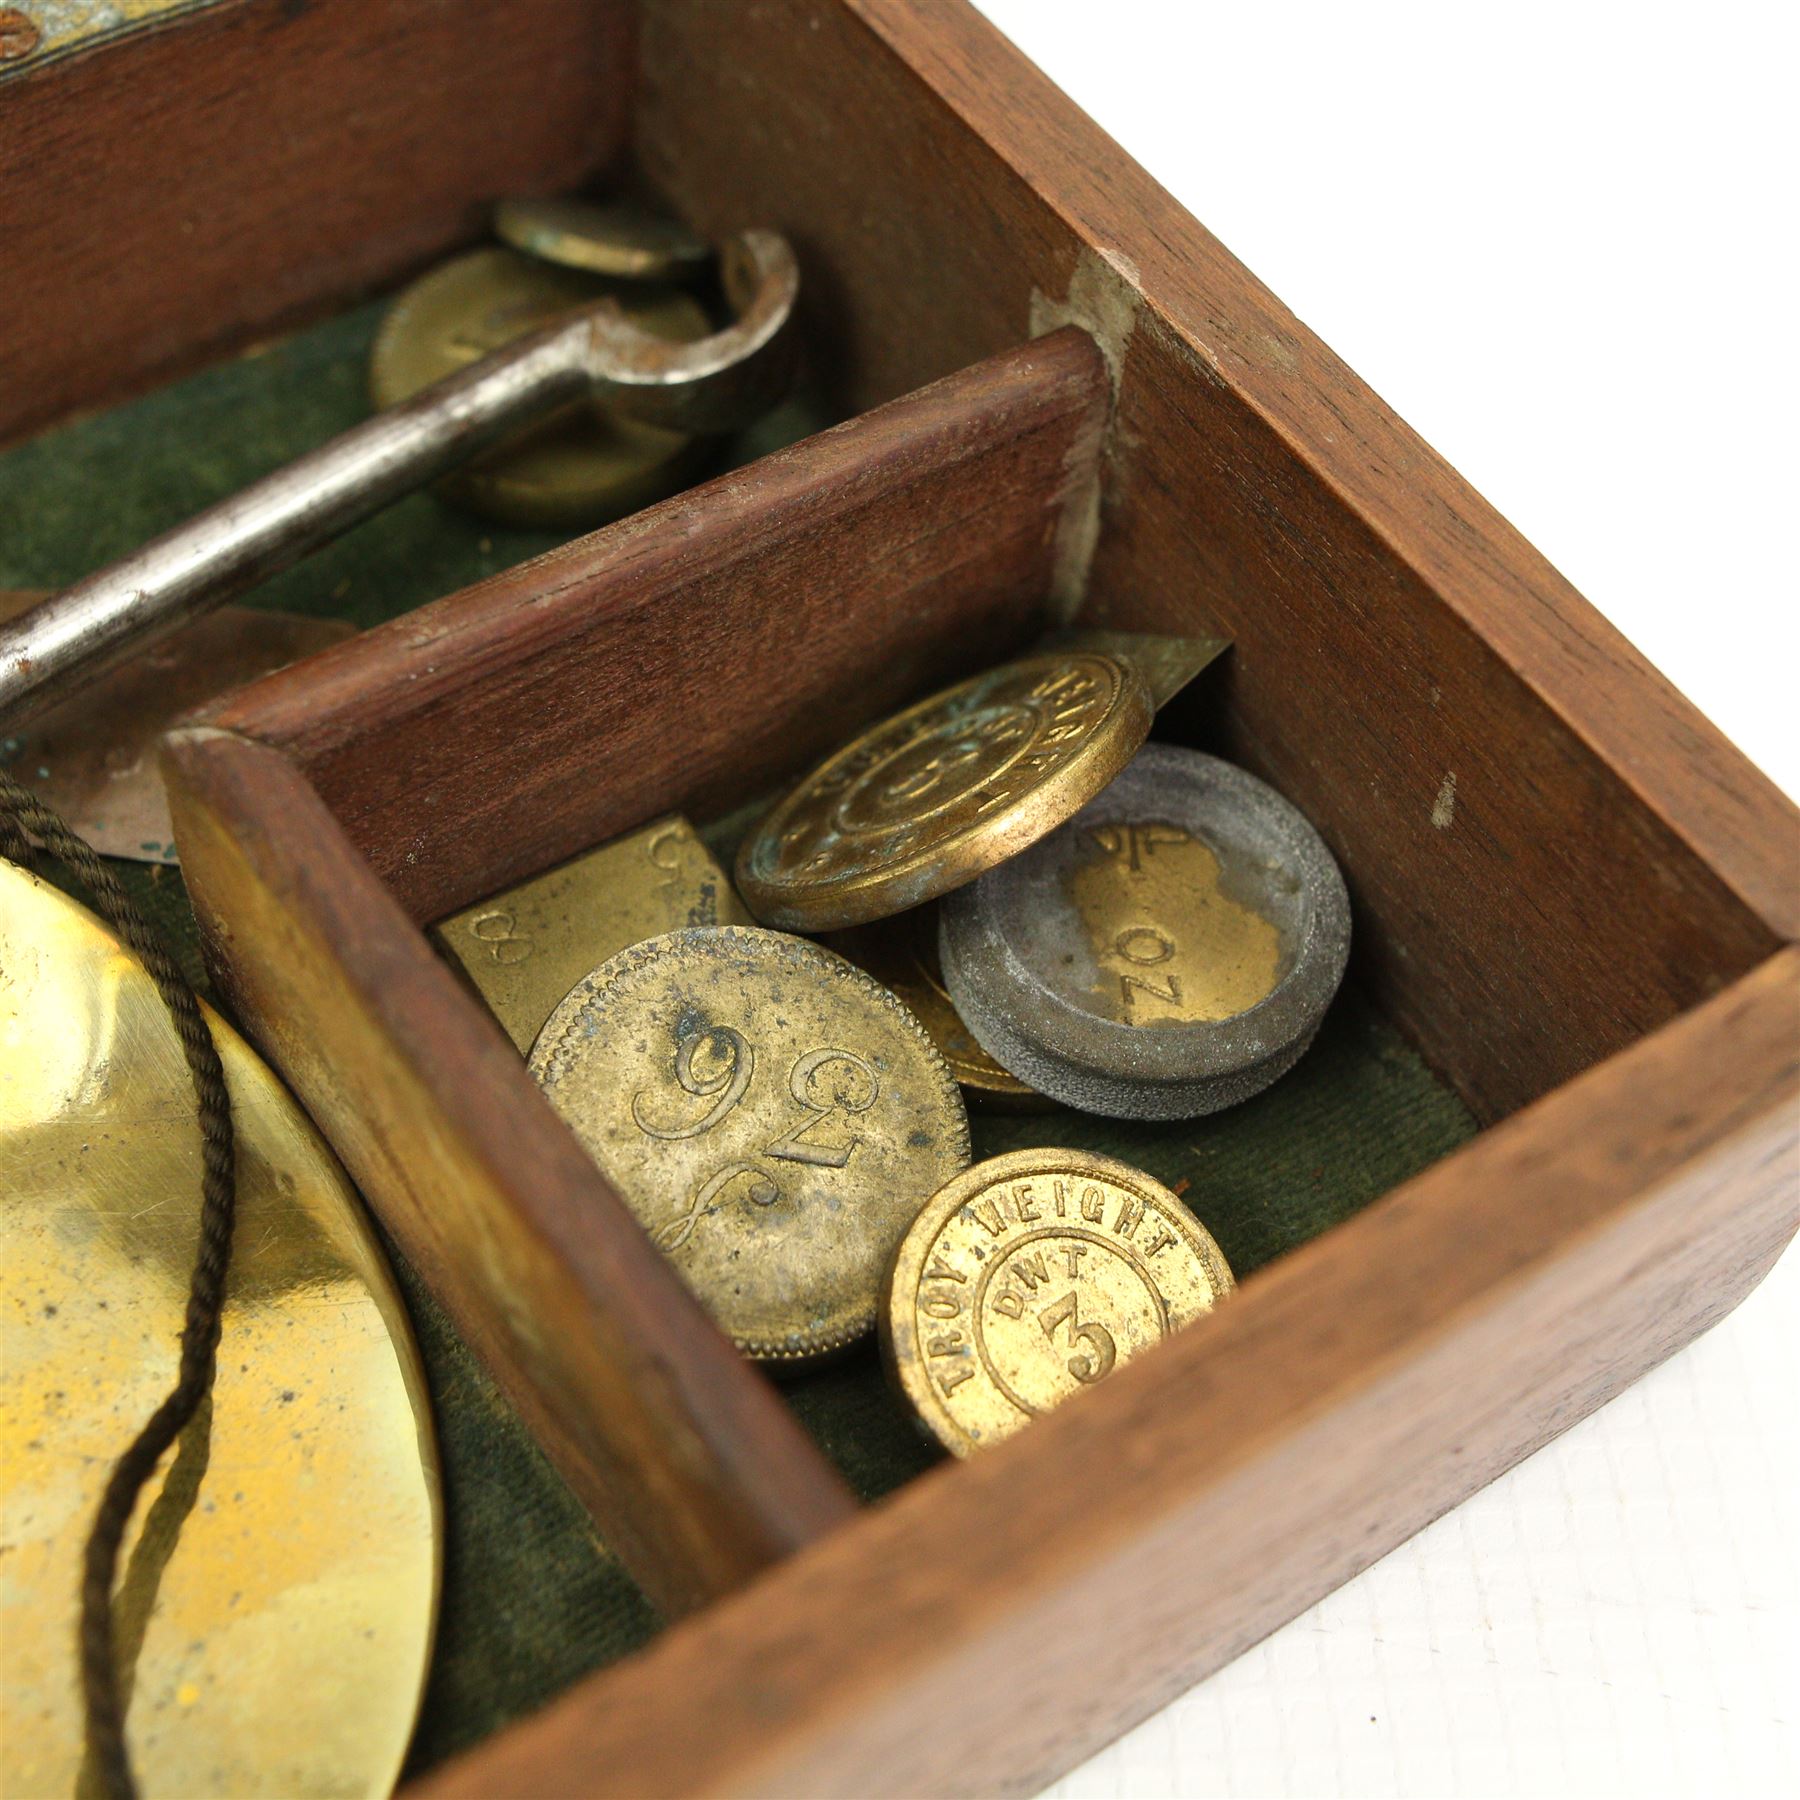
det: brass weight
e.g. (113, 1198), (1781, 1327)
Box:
(369, 247), (714, 529)
(736, 652), (1153, 932)
(529, 926), (971, 1362)
(433, 815), (751, 1055)
(882, 1148), (1234, 1456)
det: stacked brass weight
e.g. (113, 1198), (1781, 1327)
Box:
(0, 865), (438, 1798)
(370, 249), (713, 529)
(371, 197), (725, 530)
(493, 195), (713, 282)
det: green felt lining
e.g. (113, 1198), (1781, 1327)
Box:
(0, 306), (1476, 1774)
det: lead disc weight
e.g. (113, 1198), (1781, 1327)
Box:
(938, 745), (1351, 1119)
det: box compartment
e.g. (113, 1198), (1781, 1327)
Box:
(3, 2), (1794, 1793)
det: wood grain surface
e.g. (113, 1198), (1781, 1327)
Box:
(203, 326), (1109, 925)
(162, 727), (858, 1617)
(412, 946), (1800, 1799)
(165, 327), (1108, 1611)
(636, 0), (1799, 1121)
(27, 0), (1793, 1790)
(0, 0), (629, 447)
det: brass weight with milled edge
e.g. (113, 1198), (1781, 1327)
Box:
(529, 926), (970, 1362)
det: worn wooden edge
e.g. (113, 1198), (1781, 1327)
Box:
(633, 0), (1795, 1123)
(838, 0), (1798, 947)
(161, 725), (858, 1617)
(0, 0), (632, 447)
(204, 326), (1111, 924)
(161, 330), (1111, 1609)
(3, 5), (1781, 1782)
(410, 946), (1800, 1798)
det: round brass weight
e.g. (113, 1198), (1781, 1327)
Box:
(882, 1148), (1234, 1456)
(736, 652), (1154, 931)
(530, 926), (972, 1362)
(370, 246), (714, 528)
(825, 907), (1049, 1111)
(493, 195), (713, 283)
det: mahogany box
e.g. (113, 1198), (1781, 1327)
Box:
(4, 2), (1795, 1794)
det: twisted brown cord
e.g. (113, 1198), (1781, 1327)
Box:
(0, 770), (237, 1800)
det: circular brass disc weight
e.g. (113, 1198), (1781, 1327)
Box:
(0, 865), (438, 1799)
(493, 195), (713, 282)
(369, 247), (714, 528)
(736, 652), (1154, 931)
(529, 926), (971, 1362)
(882, 1148), (1234, 1456)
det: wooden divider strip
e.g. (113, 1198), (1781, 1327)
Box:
(165, 328), (1112, 1612)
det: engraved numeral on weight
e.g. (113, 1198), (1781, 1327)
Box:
(1037, 1290), (1117, 1384)
(766, 1049), (879, 1168)
(634, 1025), (883, 1250)
(469, 908), (532, 965)
(631, 1027), (754, 1140)
(646, 826), (685, 902)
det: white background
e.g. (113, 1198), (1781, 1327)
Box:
(967, 3), (1800, 1796)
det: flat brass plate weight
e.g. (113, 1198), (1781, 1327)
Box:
(0, 864), (439, 1799)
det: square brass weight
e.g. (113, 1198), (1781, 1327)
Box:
(432, 816), (750, 1053)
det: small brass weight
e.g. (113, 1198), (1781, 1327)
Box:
(434, 816), (752, 1054)
(435, 634), (1345, 1448)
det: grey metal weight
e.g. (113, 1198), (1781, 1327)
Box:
(938, 744), (1351, 1119)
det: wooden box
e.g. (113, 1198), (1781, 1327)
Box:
(7, 2), (1796, 1793)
